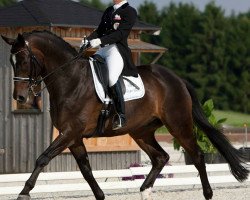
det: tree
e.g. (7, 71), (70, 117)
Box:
(138, 1), (159, 25)
(138, 1), (161, 64)
(0, 0), (17, 7)
(158, 2), (201, 78)
(188, 2), (228, 106)
(224, 13), (250, 112)
(79, 0), (107, 11)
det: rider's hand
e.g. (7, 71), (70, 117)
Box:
(80, 38), (88, 48)
(90, 38), (101, 48)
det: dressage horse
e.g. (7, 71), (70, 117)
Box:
(1, 31), (248, 200)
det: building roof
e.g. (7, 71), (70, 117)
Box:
(0, 0), (160, 32)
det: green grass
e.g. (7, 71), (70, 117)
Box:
(156, 126), (169, 134)
(156, 110), (250, 134)
(213, 110), (250, 127)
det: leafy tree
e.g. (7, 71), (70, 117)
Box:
(188, 2), (228, 106)
(0, 0), (17, 7)
(158, 3), (201, 78)
(138, 1), (161, 64)
(138, 0), (159, 25)
(224, 13), (250, 112)
(79, 0), (107, 10)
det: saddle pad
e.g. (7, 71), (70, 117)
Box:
(89, 59), (145, 103)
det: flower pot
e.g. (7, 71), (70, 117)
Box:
(184, 152), (226, 165)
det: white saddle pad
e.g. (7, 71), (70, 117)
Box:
(89, 59), (145, 103)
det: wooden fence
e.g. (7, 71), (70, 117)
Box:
(0, 163), (249, 195)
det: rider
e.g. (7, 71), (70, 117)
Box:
(81, 0), (138, 130)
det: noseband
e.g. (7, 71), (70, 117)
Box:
(10, 41), (43, 96)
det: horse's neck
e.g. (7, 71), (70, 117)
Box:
(43, 49), (74, 72)
(31, 34), (93, 96)
(43, 55), (91, 99)
(32, 35), (76, 72)
(35, 37), (77, 79)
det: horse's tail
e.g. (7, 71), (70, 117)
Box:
(184, 80), (249, 182)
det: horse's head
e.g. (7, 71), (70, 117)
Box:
(1, 34), (43, 104)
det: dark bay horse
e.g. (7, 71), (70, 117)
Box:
(1, 31), (249, 200)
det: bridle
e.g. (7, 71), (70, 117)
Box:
(11, 41), (89, 96)
(10, 41), (44, 96)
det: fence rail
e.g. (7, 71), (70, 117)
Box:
(0, 163), (249, 195)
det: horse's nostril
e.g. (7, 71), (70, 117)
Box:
(17, 95), (26, 103)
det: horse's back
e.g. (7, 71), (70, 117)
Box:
(137, 64), (191, 110)
(137, 64), (186, 90)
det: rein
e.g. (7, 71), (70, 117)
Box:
(34, 52), (87, 96)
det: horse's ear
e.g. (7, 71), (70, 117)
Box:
(1, 35), (15, 45)
(17, 33), (25, 46)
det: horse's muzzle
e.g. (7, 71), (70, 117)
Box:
(13, 90), (28, 104)
(16, 95), (27, 104)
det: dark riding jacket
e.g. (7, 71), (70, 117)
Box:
(87, 3), (138, 77)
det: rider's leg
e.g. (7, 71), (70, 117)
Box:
(109, 81), (126, 129)
(105, 45), (126, 130)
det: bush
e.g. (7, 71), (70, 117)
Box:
(173, 99), (227, 153)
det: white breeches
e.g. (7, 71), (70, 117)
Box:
(95, 44), (124, 87)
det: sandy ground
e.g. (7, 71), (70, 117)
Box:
(1, 183), (249, 200)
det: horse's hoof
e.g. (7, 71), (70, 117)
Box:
(204, 187), (213, 200)
(17, 194), (31, 200)
(141, 187), (153, 200)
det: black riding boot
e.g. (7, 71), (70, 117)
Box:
(109, 82), (126, 130)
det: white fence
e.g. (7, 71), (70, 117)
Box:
(0, 163), (249, 195)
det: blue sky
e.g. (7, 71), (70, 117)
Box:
(101, 0), (250, 15)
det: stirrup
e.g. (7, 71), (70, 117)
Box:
(112, 114), (126, 130)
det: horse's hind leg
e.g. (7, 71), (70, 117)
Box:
(163, 107), (213, 199)
(17, 133), (74, 200)
(177, 133), (212, 199)
(69, 140), (105, 200)
(175, 131), (212, 199)
(130, 130), (170, 200)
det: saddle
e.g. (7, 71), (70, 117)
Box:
(91, 54), (126, 96)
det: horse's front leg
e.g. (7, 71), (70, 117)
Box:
(17, 133), (74, 200)
(69, 140), (105, 200)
